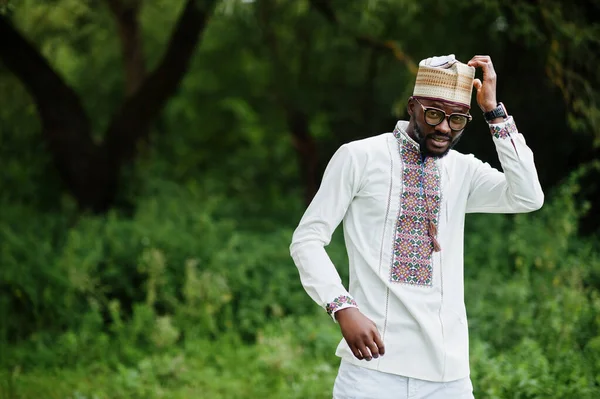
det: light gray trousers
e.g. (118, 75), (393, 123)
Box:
(333, 360), (475, 399)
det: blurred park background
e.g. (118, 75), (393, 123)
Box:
(1, 0), (600, 398)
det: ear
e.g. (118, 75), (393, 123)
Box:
(407, 97), (415, 117)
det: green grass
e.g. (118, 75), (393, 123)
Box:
(3, 310), (600, 399)
(0, 356), (337, 399)
(0, 314), (342, 399)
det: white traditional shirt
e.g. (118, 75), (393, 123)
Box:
(289, 117), (544, 382)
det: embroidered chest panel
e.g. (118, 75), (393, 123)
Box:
(390, 131), (441, 286)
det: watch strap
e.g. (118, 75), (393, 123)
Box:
(484, 102), (507, 122)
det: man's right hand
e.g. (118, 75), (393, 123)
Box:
(335, 307), (385, 361)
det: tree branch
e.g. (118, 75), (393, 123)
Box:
(254, 0), (320, 203)
(104, 0), (218, 166)
(0, 16), (90, 131)
(0, 1), (218, 211)
(105, 0), (146, 96)
(307, 0), (336, 24)
(255, 0), (285, 86)
(309, 1), (418, 74)
(0, 15), (99, 197)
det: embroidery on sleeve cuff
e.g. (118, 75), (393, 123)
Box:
(489, 116), (518, 139)
(326, 295), (358, 316)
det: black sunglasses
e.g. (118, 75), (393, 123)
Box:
(413, 97), (472, 131)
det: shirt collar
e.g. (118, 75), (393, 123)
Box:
(393, 120), (420, 152)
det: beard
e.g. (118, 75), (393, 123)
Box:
(414, 123), (463, 159)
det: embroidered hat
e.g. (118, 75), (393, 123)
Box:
(413, 54), (475, 108)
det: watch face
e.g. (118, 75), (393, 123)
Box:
(497, 102), (507, 117)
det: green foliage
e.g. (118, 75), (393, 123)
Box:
(0, 314), (341, 399)
(499, 0), (600, 144)
(465, 164), (600, 398)
(1, 165), (599, 398)
(1, 181), (318, 351)
(2, 0), (600, 397)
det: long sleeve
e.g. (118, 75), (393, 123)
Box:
(465, 116), (544, 213)
(290, 144), (362, 320)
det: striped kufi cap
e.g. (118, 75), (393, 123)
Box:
(413, 54), (475, 108)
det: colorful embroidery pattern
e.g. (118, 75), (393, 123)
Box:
(490, 118), (518, 139)
(326, 295), (357, 315)
(391, 128), (441, 286)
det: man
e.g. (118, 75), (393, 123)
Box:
(289, 54), (544, 399)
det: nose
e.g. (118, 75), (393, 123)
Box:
(435, 117), (452, 135)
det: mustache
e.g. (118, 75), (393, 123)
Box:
(428, 133), (451, 140)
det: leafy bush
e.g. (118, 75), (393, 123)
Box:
(0, 175), (352, 370)
(466, 164), (600, 398)
(1, 162), (599, 398)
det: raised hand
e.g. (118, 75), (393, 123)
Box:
(467, 55), (498, 112)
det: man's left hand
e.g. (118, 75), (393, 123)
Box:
(468, 55), (498, 113)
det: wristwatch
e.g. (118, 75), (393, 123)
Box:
(483, 102), (507, 122)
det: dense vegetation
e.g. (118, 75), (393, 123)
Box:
(1, 1), (599, 398)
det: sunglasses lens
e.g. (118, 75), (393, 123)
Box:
(449, 115), (468, 130)
(424, 109), (444, 125)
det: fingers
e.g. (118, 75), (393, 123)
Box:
(373, 332), (385, 356)
(473, 78), (482, 91)
(350, 331), (385, 361)
(350, 345), (364, 360)
(349, 340), (374, 361)
(467, 55), (496, 82)
(366, 341), (380, 359)
(467, 55), (492, 67)
(358, 343), (373, 361)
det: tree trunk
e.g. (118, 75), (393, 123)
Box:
(106, 0), (146, 96)
(287, 111), (319, 205)
(255, 0), (321, 205)
(0, 15), (109, 210)
(0, 0), (218, 212)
